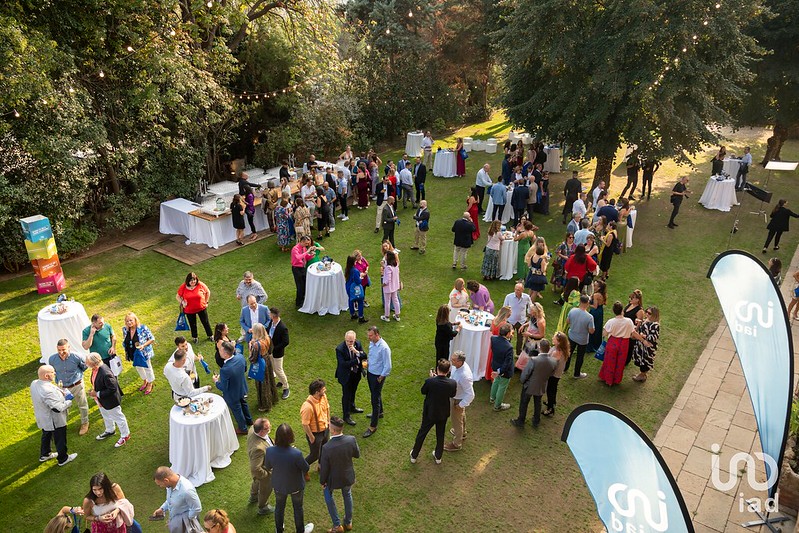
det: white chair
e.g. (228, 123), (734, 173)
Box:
(473, 140), (485, 152)
(463, 137), (473, 152)
(485, 138), (497, 154)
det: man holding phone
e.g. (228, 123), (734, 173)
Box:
(335, 331), (366, 426)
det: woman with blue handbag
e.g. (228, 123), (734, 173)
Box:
(249, 324), (278, 412)
(122, 312), (156, 395)
(345, 255), (369, 324)
(456, 137), (467, 177)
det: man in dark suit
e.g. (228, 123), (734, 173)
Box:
(239, 295), (270, 343)
(410, 359), (457, 465)
(335, 331), (366, 426)
(562, 170), (582, 224)
(413, 156), (427, 204)
(213, 341), (252, 435)
(451, 212), (476, 270)
(319, 416), (361, 533)
(511, 339), (556, 429)
(510, 179), (530, 226)
(86, 353), (131, 447)
(266, 308), (291, 400)
(381, 196), (397, 247)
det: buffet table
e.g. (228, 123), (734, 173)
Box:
(433, 150), (458, 178)
(169, 393), (239, 487)
(498, 235), (519, 281)
(450, 312), (494, 381)
(405, 132), (424, 157)
(159, 198), (270, 249)
(699, 177), (738, 212)
(299, 262), (349, 316)
(37, 301), (91, 363)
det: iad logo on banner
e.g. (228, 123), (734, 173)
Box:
(733, 300), (774, 337)
(710, 443), (779, 513)
(607, 483), (668, 532)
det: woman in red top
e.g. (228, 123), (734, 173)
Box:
(555, 245), (597, 306)
(176, 272), (213, 343)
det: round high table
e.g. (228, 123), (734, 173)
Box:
(498, 234), (519, 281)
(484, 187), (514, 225)
(450, 313), (494, 381)
(699, 177), (738, 212)
(37, 301), (91, 363)
(433, 150), (458, 178)
(405, 132), (424, 157)
(299, 262), (349, 316)
(169, 393), (239, 487)
(544, 146), (561, 173)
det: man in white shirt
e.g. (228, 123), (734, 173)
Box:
(592, 180), (605, 207)
(503, 283), (532, 354)
(572, 192), (587, 219)
(421, 131), (434, 169)
(736, 146), (752, 191)
(443, 351), (474, 451)
(165, 349), (211, 399)
(475, 164), (493, 214)
(168, 336), (202, 386)
(398, 165), (414, 209)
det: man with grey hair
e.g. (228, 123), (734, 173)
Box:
(247, 418), (275, 515)
(475, 163), (492, 214)
(152, 466), (203, 532)
(164, 349), (212, 399)
(411, 200), (429, 254)
(451, 211), (476, 270)
(31, 364), (77, 466)
(398, 162), (415, 209)
(235, 271), (267, 307)
(48, 339), (89, 435)
(86, 353), (131, 447)
(444, 351), (474, 452)
(511, 339), (556, 429)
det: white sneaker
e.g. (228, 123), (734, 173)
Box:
(337, 214), (344, 219)
(380, 316), (390, 322)
(342, 216), (349, 221)
(574, 373), (588, 379)
(329, 227), (335, 232)
(303, 524), (314, 533)
(393, 315), (401, 322)
(409, 450), (417, 464)
(58, 453), (77, 466)
(39, 452), (58, 462)
(432, 451), (442, 465)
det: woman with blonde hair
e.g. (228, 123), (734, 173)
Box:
(520, 302), (546, 356)
(543, 332), (570, 417)
(484, 305), (512, 381)
(121, 312), (156, 395)
(44, 507), (81, 533)
(448, 278), (470, 322)
(481, 220), (504, 280)
(203, 509), (237, 533)
(250, 323), (279, 412)
(524, 237), (549, 301)
(293, 197), (311, 241)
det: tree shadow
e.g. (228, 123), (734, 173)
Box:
(0, 359), (41, 401)
(470, 120), (512, 140)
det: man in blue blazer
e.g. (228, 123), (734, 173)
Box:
(239, 295), (270, 343)
(213, 341), (252, 435)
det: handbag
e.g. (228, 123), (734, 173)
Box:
(349, 283), (363, 300)
(175, 309), (189, 331)
(248, 357), (266, 381)
(515, 350), (530, 371)
(594, 340), (607, 361)
(132, 348), (148, 368)
(460, 148), (468, 160)
(109, 356), (124, 376)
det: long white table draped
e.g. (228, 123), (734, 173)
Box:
(37, 301), (91, 363)
(498, 237), (519, 281)
(160, 198), (270, 249)
(433, 150), (458, 178)
(484, 188), (514, 224)
(544, 147), (561, 173)
(169, 393), (239, 487)
(405, 132), (424, 156)
(450, 315), (494, 381)
(699, 177), (738, 212)
(299, 262), (349, 316)
(722, 158), (742, 177)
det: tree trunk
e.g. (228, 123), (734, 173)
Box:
(761, 121), (799, 166)
(97, 146), (121, 195)
(592, 155), (614, 191)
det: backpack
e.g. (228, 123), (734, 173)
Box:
(612, 234), (622, 255)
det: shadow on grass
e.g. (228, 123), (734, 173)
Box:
(0, 358), (41, 401)
(469, 120), (512, 140)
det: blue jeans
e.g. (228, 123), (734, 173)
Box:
(348, 296), (364, 318)
(324, 485), (353, 528)
(275, 490), (305, 533)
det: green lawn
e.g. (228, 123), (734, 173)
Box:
(1, 117), (797, 531)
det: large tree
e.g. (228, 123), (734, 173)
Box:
(499, 0), (762, 187)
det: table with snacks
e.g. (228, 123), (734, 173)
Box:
(37, 300), (91, 363)
(450, 311), (495, 381)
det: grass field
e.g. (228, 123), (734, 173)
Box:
(1, 116), (797, 532)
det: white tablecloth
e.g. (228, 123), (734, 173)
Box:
(625, 209), (638, 249)
(499, 236), (519, 281)
(484, 188), (514, 224)
(544, 147), (561, 173)
(37, 301), (91, 363)
(405, 132), (424, 156)
(485, 138), (497, 154)
(463, 137), (473, 152)
(699, 177), (738, 212)
(473, 140), (485, 151)
(723, 158), (742, 177)
(207, 181), (239, 196)
(450, 314), (494, 381)
(160, 198), (270, 249)
(433, 150), (458, 178)
(169, 393), (239, 487)
(299, 262), (349, 316)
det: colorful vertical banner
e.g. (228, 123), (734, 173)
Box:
(707, 250), (794, 498)
(20, 215), (65, 294)
(561, 404), (694, 533)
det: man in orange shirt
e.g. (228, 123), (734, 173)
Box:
(301, 379), (330, 466)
